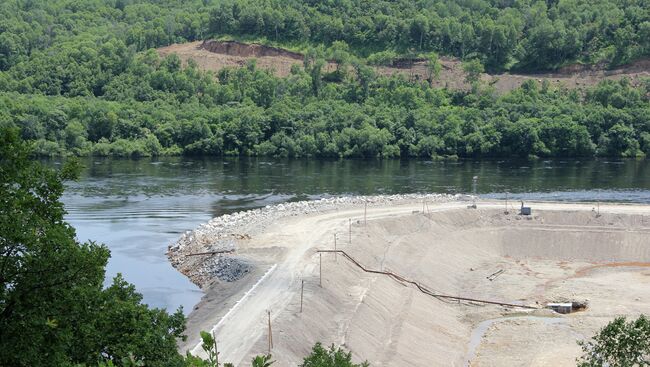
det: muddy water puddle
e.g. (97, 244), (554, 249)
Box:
(464, 316), (565, 366)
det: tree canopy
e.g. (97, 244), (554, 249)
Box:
(207, 0), (650, 71)
(0, 0), (649, 160)
(2, 56), (649, 159)
(0, 128), (187, 366)
(301, 343), (369, 367)
(578, 315), (650, 367)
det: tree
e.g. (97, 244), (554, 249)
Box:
(462, 59), (484, 89)
(578, 315), (650, 366)
(410, 15), (429, 50)
(0, 128), (186, 366)
(0, 128), (105, 366)
(197, 331), (220, 367)
(425, 52), (442, 86)
(301, 343), (369, 367)
(328, 41), (352, 81)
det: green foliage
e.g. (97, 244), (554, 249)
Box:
(366, 50), (398, 66)
(1, 0), (650, 160)
(206, 0), (650, 70)
(251, 355), (275, 367)
(301, 343), (368, 367)
(5, 64), (650, 159)
(0, 128), (187, 366)
(425, 52), (442, 85)
(198, 331), (220, 367)
(578, 315), (650, 366)
(462, 59), (485, 90)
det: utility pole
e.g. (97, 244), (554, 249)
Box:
(334, 234), (337, 263)
(300, 279), (304, 313)
(349, 219), (351, 244)
(505, 191), (509, 214)
(472, 176), (478, 209)
(364, 202), (367, 225)
(267, 310), (273, 354)
(319, 253), (322, 287)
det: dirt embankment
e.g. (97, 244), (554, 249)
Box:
(200, 40), (304, 60)
(158, 40), (333, 79)
(157, 40), (650, 93)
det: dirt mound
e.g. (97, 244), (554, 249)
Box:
(200, 40), (304, 60)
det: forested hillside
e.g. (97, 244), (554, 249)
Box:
(208, 0), (650, 70)
(1, 0), (650, 159)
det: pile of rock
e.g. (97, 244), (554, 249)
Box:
(203, 256), (252, 283)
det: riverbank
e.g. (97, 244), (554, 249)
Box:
(168, 198), (650, 366)
(167, 193), (465, 286)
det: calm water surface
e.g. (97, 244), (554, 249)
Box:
(58, 158), (650, 313)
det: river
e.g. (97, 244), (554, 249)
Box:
(58, 157), (650, 313)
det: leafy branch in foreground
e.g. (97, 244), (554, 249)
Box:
(186, 331), (365, 367)
(0, 128), (186, 367)
(301, 342), (369, 367)
(578, 315), (650, 366)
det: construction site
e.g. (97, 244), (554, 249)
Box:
(168, 196), (650, 366)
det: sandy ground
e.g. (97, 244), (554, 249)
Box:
(158, 41), (650, 93)
(173, 200), (650, 366)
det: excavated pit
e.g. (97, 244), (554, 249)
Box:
(178, 203), (650, 366)
(257, 208), (650, 366)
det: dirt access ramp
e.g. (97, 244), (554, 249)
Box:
(157, 40), (650, 93)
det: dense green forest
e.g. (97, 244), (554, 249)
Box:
(1, 0), (649, 159)
(3, 54), (650, 159)
(209, 0), (650, 70)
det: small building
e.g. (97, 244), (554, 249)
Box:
(547, 302), (573, 314)
(520, 201), (532, 215)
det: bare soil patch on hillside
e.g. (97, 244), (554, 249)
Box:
(158, 40), (650, 93)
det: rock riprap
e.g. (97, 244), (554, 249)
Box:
(167, 194), (463, 286)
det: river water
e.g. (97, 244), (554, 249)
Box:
(58, 157), (650, 313)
